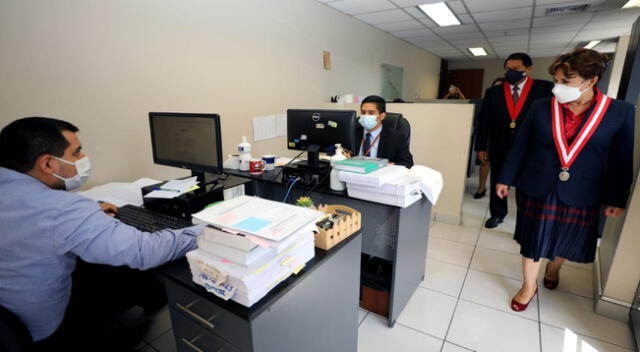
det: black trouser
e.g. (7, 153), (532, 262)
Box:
(32, 260), (166, 352)
(489, 154), (508, 220)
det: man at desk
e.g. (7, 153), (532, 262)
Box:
(0, 117), (204, 351)
(357, 95), (414, 168)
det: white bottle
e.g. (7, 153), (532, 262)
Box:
(238, 136), (252, 171)
(330, 144), (347, 191)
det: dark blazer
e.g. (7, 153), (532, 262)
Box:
(498, 97), (635, 208)
(475, 79), (554, 161)
(356, 126), (414, 168)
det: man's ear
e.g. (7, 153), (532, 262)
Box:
(379, 112), (387, 121)
(526, 66), (534, 74)
(35, 154), (56, 175)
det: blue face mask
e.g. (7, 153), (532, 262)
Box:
(359, 115), (378, 130)
(505, 69), (526, 84)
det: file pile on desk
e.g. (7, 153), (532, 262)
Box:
(185, 196), (323, 307)
(339, 164), (444, 207)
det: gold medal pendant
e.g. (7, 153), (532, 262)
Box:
(559, 169), (570, 182)
(509, 121), (516, 129)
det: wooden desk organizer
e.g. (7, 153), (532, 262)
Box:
(313, 204), (361, 250)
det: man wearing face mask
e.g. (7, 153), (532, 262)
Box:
(357, 95), (413, 168)
(495, 48), (633, 313)
(475, 53), (554, 229)
(0, 117), (204, 351)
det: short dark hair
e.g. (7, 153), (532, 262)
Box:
(549, 48), (607, 80)
(504, 53), (533, 68)
(361, 95), (386, 113)
(0, 117), (79, 173)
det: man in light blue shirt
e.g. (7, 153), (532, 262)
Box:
(0, 117), (204, 350)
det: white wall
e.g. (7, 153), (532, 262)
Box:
(448, 57), (557, 93)
(0, 0), (441, 187)
(607, 36), (631, 98)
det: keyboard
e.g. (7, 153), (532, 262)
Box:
(116, 204), (193, 232)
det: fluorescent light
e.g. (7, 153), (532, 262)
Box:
(623, 0), (640, 8)
(468, 47), (488, 56)
(584, 40), (601, 49)
(418, 2), (460, 27)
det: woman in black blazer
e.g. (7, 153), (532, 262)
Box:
(496, 49), (635, 312)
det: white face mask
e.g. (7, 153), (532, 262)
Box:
(552, 81), (589, 104)
(359, 115), (378, 130)
(52, 156), (91, 190)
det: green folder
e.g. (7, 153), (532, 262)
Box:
(333, 158), (387, 174)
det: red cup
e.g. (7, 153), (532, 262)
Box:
(249, 159), (264, 174)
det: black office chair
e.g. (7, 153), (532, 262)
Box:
(383, 112), (411, 142)
(0, 305), (32, 352)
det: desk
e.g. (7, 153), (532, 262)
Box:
(223, 168), (431, 327)
(160, 231), (361, 352)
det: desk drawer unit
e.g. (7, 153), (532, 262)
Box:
(166, 279), (251, 351)
(172, 311), (240, 352)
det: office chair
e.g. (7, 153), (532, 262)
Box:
(383, 112), (411, 142)
(0, 304), (32, 352)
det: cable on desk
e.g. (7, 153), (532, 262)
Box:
(272, 150), (306, 183)
(283, 178), (300, 203)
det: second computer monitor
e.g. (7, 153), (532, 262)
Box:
(287, 109), (358, 156)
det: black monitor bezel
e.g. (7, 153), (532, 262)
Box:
(148, 112), (223, 175)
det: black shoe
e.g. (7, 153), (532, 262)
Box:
(473, 189), (486, 199)
(484, 217), (503, 229)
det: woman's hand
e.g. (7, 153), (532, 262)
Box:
(604, 206), (624, 217)
(496, 183), (509, 199)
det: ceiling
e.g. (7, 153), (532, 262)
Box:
(316, 0), (640, 60)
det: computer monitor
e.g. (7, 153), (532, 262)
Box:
(287, 109), (358, 169)
(149, 112), (223, 182)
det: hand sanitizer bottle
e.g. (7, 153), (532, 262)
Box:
(238, 136), (252, 171)
(330, 144), (347, 191)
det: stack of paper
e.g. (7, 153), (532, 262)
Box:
(144, 176), (199, 199)
(340, 165), (443, 208)
(185, 196), (323, 307)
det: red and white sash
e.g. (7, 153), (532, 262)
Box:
(551, 90), (611, 178)
(504, 77), (533, 125)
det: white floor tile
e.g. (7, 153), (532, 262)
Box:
(447, 300), (540, 352)
(442, 341), (475, 352)
(461, 214), (484, 228)
(563, 260), (594, 271)
(540, 323), (635, 352)
(536, 262), (593, 299)
(359, 309), (368, 325)
(470, 247), (523, 280)
(538, 290), (635, 349)
(427, 237), (475, 267)
(421, 258), (468, 297)
(462, 202), (488, 218)
(460, 269), (539, 321)
(491, 216), (517, 234)
(477, 229), (521, 255)
(430, 221), (481, 245)
(396, 287), (458, 339)
(358, 314), (443, 352)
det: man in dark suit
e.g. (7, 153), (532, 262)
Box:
(356, 95), (413, 168)
(475, 53), (554, 228)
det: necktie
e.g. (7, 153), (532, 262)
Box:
(362, 133), (372, 157)
(512, 85), (520, 105)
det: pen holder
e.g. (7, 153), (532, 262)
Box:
(312, 204), (361, 250)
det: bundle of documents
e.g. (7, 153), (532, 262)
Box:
(340, 165), (444, 208)
(333, 157), (388, 174)
(144, 176), (199, 199)
(185, 196), (323, 307)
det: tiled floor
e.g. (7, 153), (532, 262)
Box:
(135, 176), (638, 352)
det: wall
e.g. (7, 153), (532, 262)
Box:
(0, 0), (441, 188)
(448, 57), (557, 93)
(607, 36), (631, 98)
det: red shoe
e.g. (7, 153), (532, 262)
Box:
(543, 264), (559, 290)
(511, 288), (538, 312)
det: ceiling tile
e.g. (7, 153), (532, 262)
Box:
(530, 24), (583, 34)
(464, 0), (534, 13)
(484, 29), (531, 37)
(532, 13), (592, 27)
(457, 13), (475, 24)
(431, 23), (481, 34)
(376, 19), (425, 31)
(355, 9), (414, 24)
(439, 31), (485, 40)
(446, 1), (468, 14)
(533, 0), (606, 16)
(478, 18), (531, 31)
(391, 0), (441, 6)
(391, 28), (437, 38)
(402, 6), (427, 19)
(327, 0), (396, 15)
(473, 7), (533, 23)
(417, 17), (438, 27)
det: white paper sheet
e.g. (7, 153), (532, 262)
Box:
(77, 182), (144, 207)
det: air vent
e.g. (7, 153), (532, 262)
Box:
(545, 4), (590, 15)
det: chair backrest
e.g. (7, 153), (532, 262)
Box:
(383, 112), (411, 142)
(0, 305), (32, 352)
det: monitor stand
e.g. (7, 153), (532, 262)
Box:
(282, 145), (330, 186)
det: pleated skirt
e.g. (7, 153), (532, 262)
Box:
(514, 190), (599, 263)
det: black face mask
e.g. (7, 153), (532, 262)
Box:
(505, 69), (526, 84)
